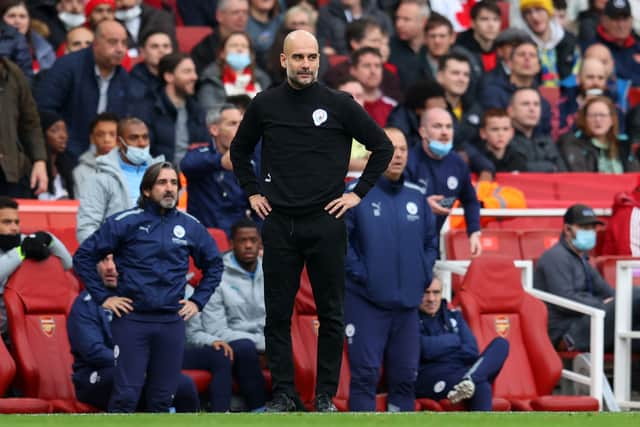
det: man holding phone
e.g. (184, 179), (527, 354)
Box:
(405, 107), (482, 257)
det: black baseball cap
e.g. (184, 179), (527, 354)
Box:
(604, 0), (632, 18)
(563, 204), (604, 226)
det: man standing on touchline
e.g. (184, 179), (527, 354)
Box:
(230, 30), (393, 412)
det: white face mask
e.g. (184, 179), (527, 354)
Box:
(58, 12), (86, 29)
(115, 5), (142, 22)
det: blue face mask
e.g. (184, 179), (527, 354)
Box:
(572, 229), (596, 251)
(225, 52), (251, 71)
(123, 141), (151, 165)
(428, 140), (453, 158)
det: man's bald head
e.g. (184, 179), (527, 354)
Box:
(280, 30), (320, 89)
(584, 43), (614, 78)
(421, 107), (451, 126)
(93, 20), (127, 70)
(282, 30), (319, 56)
(578, 57), (607, 93)
(420, 107), (454, 157)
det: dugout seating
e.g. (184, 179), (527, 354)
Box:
(456, 255), (599, 411)
(446, 229), (521, 261)
(594, 256), (640, 287)
(0, 339), (52, 413)
(518, 229), (559, 264)
(4, 258), (97, 413)
(187, 228), (231, 286)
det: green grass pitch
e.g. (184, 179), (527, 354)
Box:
(0, 412), (639, 427)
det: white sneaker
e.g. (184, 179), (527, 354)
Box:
(447, 378), (475, 404)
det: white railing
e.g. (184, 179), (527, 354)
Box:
(614, 260), (640, 410)
(435, 259), (604, 410)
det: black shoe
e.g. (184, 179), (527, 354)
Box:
(314, 393), (338, 412)
(265, 393), (297, 412)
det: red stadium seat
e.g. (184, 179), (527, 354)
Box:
(327, 54), (348, 67)
(519, 229), (559, 263)
(208, 228), (231, 253)
(4, 258), (97, 413)
(456, 255), (599, 411)
(0, 338), (51, 413)
(594, 256), (640, 287)
(176, 26), (213, 53)
(445, 229), (522, 260)
(497, 1), (510, 30)
(181, 369), (212, 393)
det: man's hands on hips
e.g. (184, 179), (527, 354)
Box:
(179, 299), (199, 320)
(249, 194), (272, 219)
(325, 192), (361, 218)
(469, 231), (482, 257)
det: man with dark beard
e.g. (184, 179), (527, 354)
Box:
(0, 196), (72, 341)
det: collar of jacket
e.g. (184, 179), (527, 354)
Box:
(597, 24), (636, 48)
(376, 174), (404, 193)
(142, 199), (178, 217)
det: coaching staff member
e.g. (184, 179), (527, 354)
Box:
(73, 162), (223, 413)
(230, 30), (394, 412)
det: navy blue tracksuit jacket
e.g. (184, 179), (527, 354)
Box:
(345, 176), (438, 309)
(405, 144), (480, 236)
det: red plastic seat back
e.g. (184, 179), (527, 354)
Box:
(291, 312), (319, 408)
(446, 229), (522, 260)
(4, 258), (79, 400)
(595, 256), (640, 287)
(207, 228), (231, 253)
(0, 339), (16, 395)
(458, 256), (562, 400)
(176, 26), (212, 53)
(519, 229), (559, 263)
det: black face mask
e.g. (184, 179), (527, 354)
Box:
(0, 233), (21, 252)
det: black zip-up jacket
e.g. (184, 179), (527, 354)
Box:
(230, 81), (393, 216)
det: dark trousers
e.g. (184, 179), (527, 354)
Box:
(0, 170), (32, 198)
(74, 368), (199, 412)
(568, 287), (640, 352)
(261, 210), (346, 398)
(344, 291), (419, 412)
(183, 339), (266, 411)
(415, 337), (509, 411)
(108, 315), (185, 413)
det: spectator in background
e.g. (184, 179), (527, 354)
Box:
(558, 96), (640, 172)
(129, 30), (173, 102)
(481, 39), (553, 137)
(508, 87), (566, 172)
(76, 117), (163, 244)
(583, 42), (630, 112)
(197, 32), (271, 112)
(0, 196), (72, 339)
(316, 0), (392, 56)
(344, 127), (437, 411)
(335, 77), (371, 173)
(30, 0), (86, 49)
(185, 218), (267, 412)
(191, 0), (250, 74)
(67, 254), (200, 412)
(476, 108), (526, 173)
(139, 52), (208, 165)
(601, 179), (640, 256)
(1, 0), (55, 75)
(73, 112), (120, 198)
(247, 0), (283, 69)
(405, 107), (482, 256)
(114, 0), (176, 57)
(534, 203), (640, 352)
(0, 17), (32, 79)
(437, 52), (483, 151)
(38, 110), (74, 200)
(577, 0), (606, 44)
(34, 19), (130, 162)
(84, 0), (115, 30)
(0, 57), (47, 198)
(455, 1), (502, 73)
(63, 25), (94, 54)
(386, 79), (447, 149)
(322, 18), (402, 102)
(587, 0), (640, 87)
(424, 13), (483, 95)
(415, 276), (509, 411)
(349, 47), (396, 127)
(519, 0), (580, 88)
(181, 104), (251, 236)
(388, 0), (430, 91)
(486, 27), (532, 82)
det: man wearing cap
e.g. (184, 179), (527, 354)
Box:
(85, 0), (116, 30)
(519, 0), (580, 88)
(534, 203), (640, 352)
(587, 0), (640, 87)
